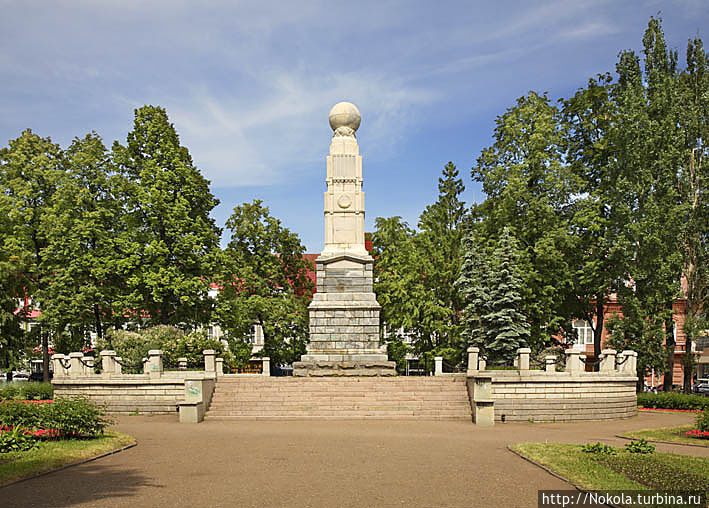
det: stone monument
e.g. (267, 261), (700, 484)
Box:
(293, 102), (396, 376)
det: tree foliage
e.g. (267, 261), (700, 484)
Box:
(215, 200), (313, 367)
(113, 106), (221, 328)
(457, 227), (530, 364)
(472, 92), (576, 350)
(373, 163), (467, 363)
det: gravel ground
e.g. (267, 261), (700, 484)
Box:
(0, 411), (698, 508)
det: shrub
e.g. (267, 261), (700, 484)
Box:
(161, 329), (232, 368)
(21, 382), (53, 401)
(0, 398), (111, 437)
(637, 392), (709, 411)
(581, 442), (618, 455)
(696, 411), (709, 432)
(40, 398), (112, 437)
(0, 426), (39, 453)
(625, 439), (655, 454)
(0, 383), (21, 401)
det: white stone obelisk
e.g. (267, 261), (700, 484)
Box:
(293, 102), (396, 376)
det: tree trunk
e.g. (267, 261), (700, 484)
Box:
(93, 304), (103, 340)
(42, 330), (50, 382)
(663, 315), (675, 391)
(593, 296), (604, 372)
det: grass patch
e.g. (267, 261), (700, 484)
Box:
(512, 441), (709, 497)
(511, 442), (643, 491)
(0, 431), (134, 486)
(620, 426), (709, 447)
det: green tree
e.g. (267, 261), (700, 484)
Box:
(372, 216), (427, 359)
(678, 37), (709, 323)
(562, 74), (633, 365)
(472, 92), (577, 350)
(0, 130), (64, 380)
(0, 192), (27, 372)
(415, 162), (467, 356)
(42, 132), (128, 347)
(613, 18), (684, 390)
(373, 162), (468, 364)
(112, 106), (221, 328)
(606, 299), (666, 392)
(215, 200), (314, 368)
(457, 227), (530, 364)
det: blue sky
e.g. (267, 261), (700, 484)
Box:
(1, 0), (707, 252)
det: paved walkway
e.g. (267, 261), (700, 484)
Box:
(0, 412), (702, 508)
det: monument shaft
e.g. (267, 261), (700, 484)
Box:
(293, 102), (395, 376)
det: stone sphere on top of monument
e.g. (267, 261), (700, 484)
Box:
(328, 102), (361, 135)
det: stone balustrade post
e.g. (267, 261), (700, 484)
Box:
(178, 357), (188, 371)
(68, 352), (83, 378)
(216, 358), (224, 377)
(545, 355), (557, 373)
(565, 349), (583, 375)
(479, 357), (487, 371)
(100, 350), (116, 377)
(114, 357), (122, 375)
(518, 348), (531, 370)
(261, 357), (270, 377)
(203, 350), (216, 373)
(434, 356), (443, 376)
(51, 354), (65, 378)
(619, 350), (638, 377)
(143, 358), (149, 374)
(147, 350), (163, 378)
(467, 347), (479, 375)
(600, 349), (617, 372)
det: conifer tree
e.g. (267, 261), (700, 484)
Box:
(457, 227), (530, 364)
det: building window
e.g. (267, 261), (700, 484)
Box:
(207, 326), (214, 339)
(572, 320), (594, 345)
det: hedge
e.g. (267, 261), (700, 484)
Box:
(0, 382), (53, 401)
(637, 392), (709, 411)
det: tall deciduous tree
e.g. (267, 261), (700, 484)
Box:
(562, 75), (633, 365)
(613, 19), (684, 390)
(472, 92), (577, 350)
(42, 132), (128, 348)
(0, 192), (27, 372)
(113, 106), (221, 328)
(215, 200), (314, 368)
(0, 130), (64, 380)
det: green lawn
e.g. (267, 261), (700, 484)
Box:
(0, 431), (135, 486)
(511, 442), (709, 494)
(620, 426), (709, 447)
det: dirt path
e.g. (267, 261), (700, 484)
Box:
(0, 412), (698, 508)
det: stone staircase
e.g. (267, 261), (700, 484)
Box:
(205, 375), (472, 420)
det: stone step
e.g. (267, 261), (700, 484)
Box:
(206, 376), (472, 420)
(207, 414), (470, 420)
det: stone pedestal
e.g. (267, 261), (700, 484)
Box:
(294, 102), (395, 377)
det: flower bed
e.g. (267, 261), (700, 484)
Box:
(1, 425), (59, 439)
(639, 407), (701, 413)
(685, 430), (709, 439)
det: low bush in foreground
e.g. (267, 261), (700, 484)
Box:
(637, 392), (709, 411)
(512, 442), (709, 495)
(0, 398), (111, 438)
(0, 382), (53, 402)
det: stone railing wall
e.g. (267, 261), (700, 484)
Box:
(465, 347), (638, 424)
(52, 349), (271, 415)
